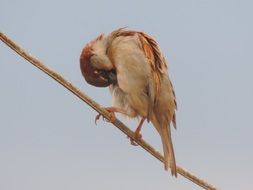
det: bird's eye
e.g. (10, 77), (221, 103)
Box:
(93, 69), (105, 76)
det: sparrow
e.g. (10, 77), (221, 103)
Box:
(80, 28), (177, 176)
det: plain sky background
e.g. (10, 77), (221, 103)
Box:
(1, 0), (253, 189)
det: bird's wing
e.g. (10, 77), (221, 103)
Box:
(137, 31), (167, 101)
(137, 31), (177, 127)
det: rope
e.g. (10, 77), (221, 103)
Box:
(0, 32), (218, 190)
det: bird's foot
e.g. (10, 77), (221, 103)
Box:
(127, 117), (145, 146)
(95, 107), (121, 124)
(128, 131), (142, 146)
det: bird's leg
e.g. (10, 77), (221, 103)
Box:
(129, 117), (146, 146)
(95, 107), (127, 124)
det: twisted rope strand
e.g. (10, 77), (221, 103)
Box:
(0, 32), (217, 190)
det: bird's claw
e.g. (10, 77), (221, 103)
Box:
(130, 138), (139, 146)
(127, 132), (142, 146)
(95, 108), (116, 125)
(95, 113), (104, 125)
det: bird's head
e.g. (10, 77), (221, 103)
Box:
(80, 34), (117, 87)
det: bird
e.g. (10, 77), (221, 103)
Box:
(80, 28), (178, 176)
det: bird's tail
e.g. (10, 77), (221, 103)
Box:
(160, 125), (177, 176)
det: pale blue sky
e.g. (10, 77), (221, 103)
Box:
(1, 0), (253, 189)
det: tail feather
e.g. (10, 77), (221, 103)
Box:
(152, 116), (177, 177)
(160, 126), (177, 176)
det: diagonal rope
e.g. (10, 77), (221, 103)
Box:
(0, 32), (217, 190)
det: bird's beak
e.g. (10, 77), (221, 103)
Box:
(96, 69), (117, 85)
(81, 62), (111, 87)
